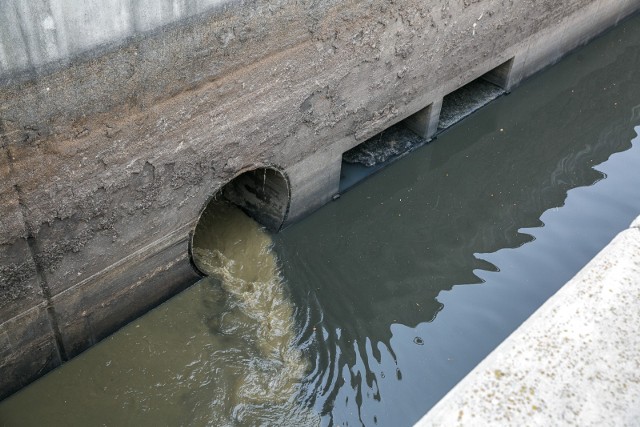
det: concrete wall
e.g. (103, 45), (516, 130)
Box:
(1, 0), (639, 399)
(0, 0), (228, 76)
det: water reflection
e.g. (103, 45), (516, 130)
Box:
(275, 24), (640, 426)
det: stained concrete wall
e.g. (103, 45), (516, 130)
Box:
(0, 0), (228, 76)
(1, 0), (639, 399)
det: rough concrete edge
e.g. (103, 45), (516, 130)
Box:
(415, 214), (640, 426)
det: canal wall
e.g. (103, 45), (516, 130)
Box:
(1, 0), (639, 399)
(416, 215), (640, 425)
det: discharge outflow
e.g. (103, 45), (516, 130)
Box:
(192, 201), (318, 426)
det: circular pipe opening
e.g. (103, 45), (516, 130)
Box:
(190, 167), (290, 276)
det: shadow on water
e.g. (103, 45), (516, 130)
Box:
(274, 20), (640, 426)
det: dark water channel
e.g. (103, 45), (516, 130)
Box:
(2, 13), (640, 427)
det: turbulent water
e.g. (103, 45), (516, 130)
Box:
(190, 201), (318, 426)
(192, 202), (312, 418)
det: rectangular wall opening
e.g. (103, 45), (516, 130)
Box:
(339, 123), (428, 193)
(438, 57), (514, 131)
(338, 58), (515, 193)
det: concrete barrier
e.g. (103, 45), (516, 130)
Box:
(416, 216), (640, 425)
(1, 0), (639, 399)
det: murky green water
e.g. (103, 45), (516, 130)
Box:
(2, 13), (640, 427)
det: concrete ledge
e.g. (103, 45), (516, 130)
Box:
(416, 215), (640, 426)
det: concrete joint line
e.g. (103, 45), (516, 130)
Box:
(0, 120), (8, 149)
(2, 124), (69, 361)
(0, 120), (68, 361)
(13, 184), (69, 362)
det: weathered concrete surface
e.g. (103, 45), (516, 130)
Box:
(416, 217), (640, 426)
(0, 305), (62, 398)
(1, 0), (639, 399)
(0, 147), (64, 394)
(0, 0), (232, 77)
